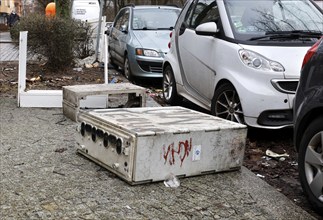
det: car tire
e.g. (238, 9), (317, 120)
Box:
(211, 83), (244, 124)
(163, 65), (180, 105)
(298, 116), (323, 215)
(124, 56), (133, 81)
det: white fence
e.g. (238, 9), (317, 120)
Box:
(17, 16), (110, 108)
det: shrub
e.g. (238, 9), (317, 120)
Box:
(10, 14), (94, 71)
(74, 21), (95, 59)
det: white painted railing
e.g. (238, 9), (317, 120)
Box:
(17, 17), (110, 108)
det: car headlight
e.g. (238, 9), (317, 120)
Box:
(136, 48), (160, 57)
(239, 49), (285, 72)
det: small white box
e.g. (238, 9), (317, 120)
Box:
(62, 83), (146, 121)
(76, 106), (247, 185)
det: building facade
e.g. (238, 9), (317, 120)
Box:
(0, 0), (22, 30)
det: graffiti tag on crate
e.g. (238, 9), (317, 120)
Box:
(163, 138), (192, 167)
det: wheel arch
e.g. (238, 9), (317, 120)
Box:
(213, 79), (234, 94)
(211, 79), (236, 106)
(211, 79), (245, 124)
(295, 107), (323, 152)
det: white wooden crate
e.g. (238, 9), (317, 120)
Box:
(62, 83), (146, 121)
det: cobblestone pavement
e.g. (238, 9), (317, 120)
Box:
(0, 97), (317, 220)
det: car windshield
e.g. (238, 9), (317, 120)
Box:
(132, 8), (180, 30)
(224, 0), (323, 41)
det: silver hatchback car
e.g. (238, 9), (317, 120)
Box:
(108, 5), (181, 81)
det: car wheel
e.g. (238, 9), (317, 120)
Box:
(211, 83), (244, 124)
(163, 65), (180, 105)
(298, 116), (323, 215)
(124, 56), (133, 81)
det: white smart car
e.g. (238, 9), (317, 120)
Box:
(162, 0), (323, 129)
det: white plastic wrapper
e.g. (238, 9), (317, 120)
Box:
(164, 173), (180, 188)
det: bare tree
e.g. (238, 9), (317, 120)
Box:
(56, 0), (71, 18)
(34, 0), (53, 13)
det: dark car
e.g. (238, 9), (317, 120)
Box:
(293, 36), (323, 215)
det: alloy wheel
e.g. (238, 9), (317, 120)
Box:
(214, 85), (244, 124)
(304, 131), (323, 202)
(163, 68), (174, 101)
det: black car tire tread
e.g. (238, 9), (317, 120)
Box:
(298, 116), (323, 215)
(124, 56), (133, 81)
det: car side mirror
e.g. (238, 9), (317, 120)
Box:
(121, 25), (128, 33)
(195, 22), (219, 36)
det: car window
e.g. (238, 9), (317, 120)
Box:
(187, 0), (220, 29)
(183, 1), (200, 28)
(225, 0), (323, 41)
(113, 10), (125, 30)
(132, 8), (180, 30)
(119, 10), (129, 31)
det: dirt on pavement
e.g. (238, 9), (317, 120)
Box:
(0, 62), (322, 220)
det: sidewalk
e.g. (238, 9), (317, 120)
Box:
(0, 32), (19, 63)
(0, 31), (13, 42)
(0, 95), (317, 219)
(0, 31), (319, 220)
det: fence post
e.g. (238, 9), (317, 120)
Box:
(95, 0), (104, 61)
(18, 31), (28, 107)
(104, 33), (108, 84)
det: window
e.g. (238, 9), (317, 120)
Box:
(187, 0), (219, 29)
(118, 10), (129, 31)
(225, 0), (323, 41)
(113, 10), (125, 30)
(132, 8), (180, 30)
